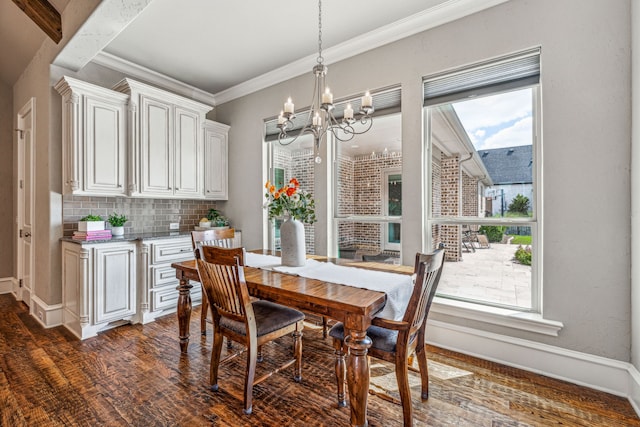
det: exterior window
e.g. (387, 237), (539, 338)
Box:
(424, 49), (540, 311)
(383, 170), (402, 252)
(265, 135), (315, 253)
(333, 111), (402, 263)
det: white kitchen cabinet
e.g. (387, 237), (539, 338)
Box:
(138, 236), (201, 323)
(61, 241), (137, 340)
(203, 120), (230, 200)
(113, 78), (212, 199)
(55, 76), (129, 196)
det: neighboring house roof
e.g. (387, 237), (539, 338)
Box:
(479, 145), (532, 184)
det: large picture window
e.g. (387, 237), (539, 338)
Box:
(424, 49), (540, 311)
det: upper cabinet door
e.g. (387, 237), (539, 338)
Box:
(203, 120), (230, 200)
(140, 96), (174, 197)
(84, 96), (127, 194)
(55, 76), (129, 196)
(174, 107), (202, 198)
(113, 78), (213, 199)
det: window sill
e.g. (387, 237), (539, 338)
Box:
(430, 297), (564, 336)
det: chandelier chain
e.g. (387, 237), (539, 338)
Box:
(276, 0), (373, 164)
(317, 0), (323, 64)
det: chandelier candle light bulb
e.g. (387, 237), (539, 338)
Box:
(275, 0), (374, 163)
(284, 98), (294, 114)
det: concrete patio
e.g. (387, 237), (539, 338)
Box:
(437, 243), (532, 308)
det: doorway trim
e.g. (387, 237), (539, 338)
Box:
(15, 97), (35, 309)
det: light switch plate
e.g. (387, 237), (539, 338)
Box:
(169, 222), (179, 230)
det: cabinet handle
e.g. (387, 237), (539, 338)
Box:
(179, 249), (191, 253)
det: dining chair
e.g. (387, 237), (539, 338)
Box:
(329, 248), (445, 427)
(191, 228), (236, 335)
(196, 246), (304, 415)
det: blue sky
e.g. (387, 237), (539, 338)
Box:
(452, 88), (533, 151)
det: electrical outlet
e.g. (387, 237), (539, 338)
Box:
(169, 222), (179, 230)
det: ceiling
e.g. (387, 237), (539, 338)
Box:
(0, 0), (68, 86)
(2, 0), (506, 162)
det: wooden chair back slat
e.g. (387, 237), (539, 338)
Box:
(402, 249), (445, 345)
(196, 246), (250, 321)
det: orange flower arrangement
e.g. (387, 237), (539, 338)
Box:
(264, 178), (316, 224)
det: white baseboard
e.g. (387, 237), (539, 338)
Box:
(30, 295), (63, 328)
(0, 277), (13, 294)
(427, 319), (639, 415)
(629, 366), (640, 415)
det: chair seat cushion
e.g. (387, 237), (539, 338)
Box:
(221, 300), (304, 337)
(328, 322), (399, 354)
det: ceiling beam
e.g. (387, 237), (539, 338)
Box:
(11, 0), (62, 44)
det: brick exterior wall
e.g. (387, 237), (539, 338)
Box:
(338, 151), (402, 255)
(440, 154), (462, 261)
(273, 146), (315, 254)
(462, 172), (478, 217)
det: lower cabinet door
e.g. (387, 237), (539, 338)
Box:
(94, 244), (136, 324)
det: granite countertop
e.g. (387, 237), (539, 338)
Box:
(60, 229), (242, 245)
(60, 230), (194, 245)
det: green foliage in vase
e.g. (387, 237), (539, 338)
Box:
(207, 209), (229, 226)
(79, 214), (103, 221)
(107, 213), (128, 227)
(264, 178), (316, 224)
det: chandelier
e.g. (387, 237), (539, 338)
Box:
(276, 0), (374, 164)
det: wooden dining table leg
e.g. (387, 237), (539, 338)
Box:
(176, 276), (193, 353)
(344, 328), (373, 427)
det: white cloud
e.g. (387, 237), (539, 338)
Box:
(474, 129), (486, 138)
(452, 88), (532, 131)
(478, 116), (533, 150)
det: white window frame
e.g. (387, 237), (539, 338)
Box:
(382, 168), (402, 252)
(423, 79), (542, 314)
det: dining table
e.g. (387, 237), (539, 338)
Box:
(171, 249), (412, 427)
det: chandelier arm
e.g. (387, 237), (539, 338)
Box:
(274, 0), (373, 164)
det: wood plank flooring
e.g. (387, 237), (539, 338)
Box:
(0, 294), (638, 426)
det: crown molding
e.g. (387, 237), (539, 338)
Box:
(90, 0), (510, 107)
(213, 0), (511, 104)
(92, 51), (217, 106)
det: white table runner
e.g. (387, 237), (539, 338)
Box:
(244, 252), (414, 321)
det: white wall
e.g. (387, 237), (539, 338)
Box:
(215, 0), (632, 361)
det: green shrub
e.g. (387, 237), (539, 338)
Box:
(478, 225), (506, 243)
(514, 245), (532, 265)
(508, 194), (531, 215)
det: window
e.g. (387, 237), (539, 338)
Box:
(383, 170), (402, 252)
(332, 108), (403, 263)
(424, 49), (540, 311)
(264, 133), (315, 253)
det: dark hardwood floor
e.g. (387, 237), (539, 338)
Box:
(0, 293), (638, 426)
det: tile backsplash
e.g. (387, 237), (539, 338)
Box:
(62, 195), (221, 236)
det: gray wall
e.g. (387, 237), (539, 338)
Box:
(631, 0), (640, 371)
(12, 0), (100, 304)
(0, 81), (13, 278)
(216, 0), (632, 361)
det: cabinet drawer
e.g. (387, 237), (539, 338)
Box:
(151, 238), (193, 264)
(150, 264), (181, 289)
(151, 284), (202, 312)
